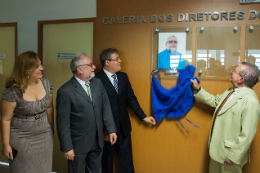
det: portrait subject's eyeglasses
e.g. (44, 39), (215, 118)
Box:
(167, 41), (178, 44)
(78, 63), (94, 67)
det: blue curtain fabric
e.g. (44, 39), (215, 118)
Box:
(151, 65), (200, 132)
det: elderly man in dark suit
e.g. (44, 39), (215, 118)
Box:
(95, 48), (156, 173)
(56, 53), (117, 173)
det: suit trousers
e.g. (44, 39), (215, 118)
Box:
(68, 132), (102, 173)
(209, 158), (247, 173)
(102, 133), (135, 173)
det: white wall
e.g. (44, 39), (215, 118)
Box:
(0, 0), (96, 54)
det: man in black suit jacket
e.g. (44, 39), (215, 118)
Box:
(95, 48), (156, 173)
(56, 53), (117, 173)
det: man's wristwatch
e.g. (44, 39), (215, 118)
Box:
(195, 87), (201, 94)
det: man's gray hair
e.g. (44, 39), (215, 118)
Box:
(166, 35), (177, 42)
(70, 53), (87, 74)
(239, 62), (260, 88)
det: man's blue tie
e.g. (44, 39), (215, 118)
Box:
(111, 74), (118, 93)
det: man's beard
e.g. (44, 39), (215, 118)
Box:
(89, 73), (95, 80)
(86, 73), (95, 81)
(169, 48), (176, 53)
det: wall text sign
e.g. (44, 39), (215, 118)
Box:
(102, 10), (260, 24)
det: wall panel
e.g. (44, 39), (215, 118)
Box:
(95, 0), (260, 172)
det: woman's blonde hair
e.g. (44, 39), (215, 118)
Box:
(6, 51), (39, 92)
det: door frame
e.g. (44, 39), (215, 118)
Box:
(0, 22), (18, 58)
(38, 18), (96, 63)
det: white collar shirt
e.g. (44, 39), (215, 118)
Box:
(74, 76), (90, 95)
(103, 68), (117, 85)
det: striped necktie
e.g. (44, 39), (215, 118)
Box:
(85, 82), (92, 101)
(111, 74), (118, 93)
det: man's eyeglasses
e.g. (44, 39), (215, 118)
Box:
(167, 41), (178, 44)
(78, 63), (94, 67)
(231, 69), (243, 78)
(108, 57), (121, 61)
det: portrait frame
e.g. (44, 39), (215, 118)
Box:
(158, 32), (187, 70)
(152, 26), (192, 77)
(196, 25), (241, 78)
(245, 23), (260, 70)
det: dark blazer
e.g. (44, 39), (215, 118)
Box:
(95, 70), (146, 137)
(56, 76), (116, 154)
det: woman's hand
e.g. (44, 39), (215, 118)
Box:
(2, 145), (13, 160)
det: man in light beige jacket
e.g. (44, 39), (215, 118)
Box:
(191, 62), (260, 173)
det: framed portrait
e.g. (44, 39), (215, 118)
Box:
(158, 32), (187, 70)
(152, 26), (192, 76)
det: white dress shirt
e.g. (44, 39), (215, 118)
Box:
(103, 68), (118, 85)
(74, 76), (90, 96)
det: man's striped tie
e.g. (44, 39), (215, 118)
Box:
(85, 82), (92, 101)
(111, 74), (118, 93)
